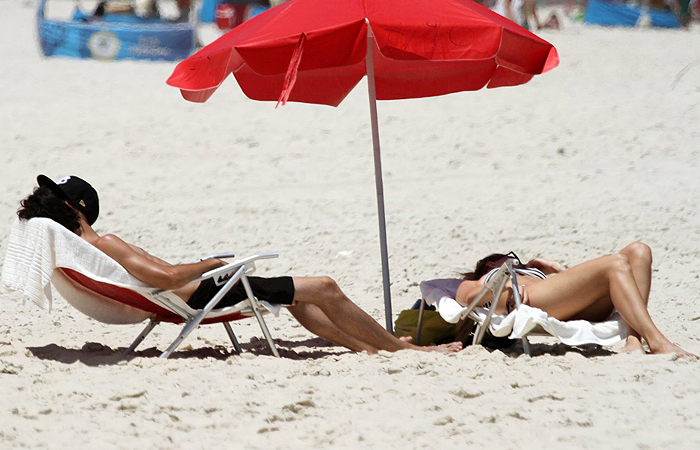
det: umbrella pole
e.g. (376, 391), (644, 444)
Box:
(365, 24), (393, 333)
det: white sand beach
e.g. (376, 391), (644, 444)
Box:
(2, 1), (700, 448)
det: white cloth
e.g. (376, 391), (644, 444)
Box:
(420, 278), (465, 321)
(420, 278), (627, 346)
(2, 218), (150, 311)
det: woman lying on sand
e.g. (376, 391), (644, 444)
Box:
(17, 174), (463, 355)
(456, 244), (695, 357)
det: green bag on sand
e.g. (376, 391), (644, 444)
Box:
(393, 309), (457, 346)
(394, 305), (478, 347)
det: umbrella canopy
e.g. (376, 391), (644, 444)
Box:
(167, 0), (558, 105)
(166, 0), (559, 331)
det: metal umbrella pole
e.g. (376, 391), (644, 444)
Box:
(365, 22), (393, 332)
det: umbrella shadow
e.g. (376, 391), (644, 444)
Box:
(26, 337), (348, 366)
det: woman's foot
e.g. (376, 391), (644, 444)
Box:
(620, 335), (646, 354)
(650, 339), (697, 358)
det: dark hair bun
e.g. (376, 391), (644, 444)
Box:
(17, 186), (82, 234)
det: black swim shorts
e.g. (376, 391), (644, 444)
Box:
(187, 276), (295, 310)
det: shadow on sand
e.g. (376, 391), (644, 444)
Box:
(27, 338), (616, 366)
(495, 341), (617, 358)
(27, 337), (349, 366)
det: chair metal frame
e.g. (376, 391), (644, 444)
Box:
(416, 259), (532, 355)
(60, 252), (282, 358)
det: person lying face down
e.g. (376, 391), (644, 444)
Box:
(457, 250), (695, 357)
(17, 174), (462, 355)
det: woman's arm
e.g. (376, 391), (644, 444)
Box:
(526, 257), (564, 275)
(455, 280), (491, 307)
(93, 234), (224, 290)
(456, 279), (530, 313)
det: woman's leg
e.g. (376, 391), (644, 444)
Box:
(619, 242), (652, 352)
(525, 253), (693, 356)
(620, 242), (652, 304)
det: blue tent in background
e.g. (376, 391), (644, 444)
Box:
(584, 0), (681, 28)
(37, 0), (196, 61)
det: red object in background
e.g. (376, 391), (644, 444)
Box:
(215, 3), (248, 30)
(168, 0), (558, 105)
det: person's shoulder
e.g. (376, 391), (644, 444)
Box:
(462, 278), (482, 287)
(96, 233), (124, 244)
(93, 233), (130, 253)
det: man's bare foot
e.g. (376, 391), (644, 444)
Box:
(398, 336), (461, 353)
(420, 341), (463, 353)
(620, 336), (646, 354)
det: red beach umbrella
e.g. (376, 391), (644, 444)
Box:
(167, 0), (559, 331)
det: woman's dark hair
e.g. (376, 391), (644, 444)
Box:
(462, 252), (525, 280)
(17, 186), (81, 234)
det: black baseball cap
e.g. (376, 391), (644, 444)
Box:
(37, 175), (100, 225)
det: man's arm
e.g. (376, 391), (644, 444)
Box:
(94, 234), (223, 290)
(128, 243), (172, 266)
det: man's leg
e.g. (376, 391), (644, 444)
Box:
(288, 302), (379, 353)
(291, 276), (462, 354)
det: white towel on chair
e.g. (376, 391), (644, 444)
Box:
(420, 278), (627, 346)
(473, 304), (627, 346)
(2, 218), (149, 311)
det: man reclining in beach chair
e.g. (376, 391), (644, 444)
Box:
(418, 250), (694, 357)
(3, 175), (462, 357)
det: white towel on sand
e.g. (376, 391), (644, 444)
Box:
(420, 278), (627, 346)
(2, 218), (150, 311)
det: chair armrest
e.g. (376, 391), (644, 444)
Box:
(197, 252), (279, 282)
(199, 252), (237, 261)
(152, 252), (279, 295)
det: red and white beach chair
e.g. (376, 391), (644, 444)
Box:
(2, 218), (283, 358)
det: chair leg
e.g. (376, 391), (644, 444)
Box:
(160, 320), (197, 359)
(124, 318), (159, 357)
(160, 268), (246, 359)
(223, 322), (242, 354)
(472, 324), (483, 345)
(521, 336), (532, 356)
(415, 297), (426, 346)
(506, 260), (531, 357)
(474, 274), (508, 345)
(240, 275), (280, 357)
